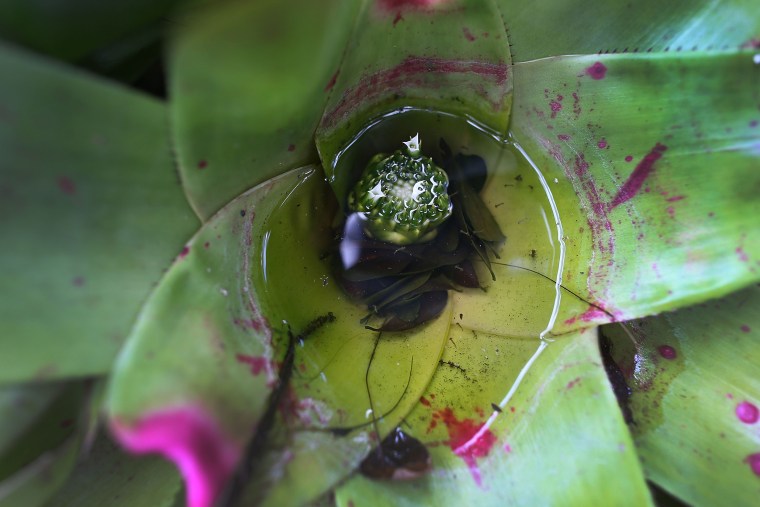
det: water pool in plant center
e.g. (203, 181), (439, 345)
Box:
(248, 109), (572, 490)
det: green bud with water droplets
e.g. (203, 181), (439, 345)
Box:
(347, 135), (453, 245)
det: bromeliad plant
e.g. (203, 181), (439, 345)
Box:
(1, 1), (759, 507)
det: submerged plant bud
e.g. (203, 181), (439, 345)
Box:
(347, 134), (453, 245)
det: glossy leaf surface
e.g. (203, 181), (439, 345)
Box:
(336, 329), (651, 506)
(603, 284), (760, 505)
(0, 43), (199, 384)
(0, 0), (183, 62)
(510, 51), (760, 328)
(0, 381), (85, 481)
(47, 435), (182, 507)
(497, 0), (760, 62)
(0, 434), (80, 507)
(170, 0), (360, 219)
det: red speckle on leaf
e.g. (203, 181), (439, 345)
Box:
(745, 453), (760, 476)
(111, 407), (241, 507)
(741, 324), (751, 333)
(658, 345), (677, 360)
(434, 407), (497, 487)
(557, 134), (571, 141)
(736, 247), (749, 262)
(204, 241), (210, 249)
(666, 195), (685, 202)
(197, 160), (207, 170)
(60, 418), (74, 428)
(236, 354), (271, 376)
(419, 396), (431, 407)
(324, 71), (339, 92)
(72, 276), (85, 287)
(625, 155), (633, 162)
(549, 100), (562, 118)
(57, 176), (76, 195)
(287, 144), (295, 152)
(566, 377), (581, 390)
(179, 246), (190, 259)
(462, 27), (476, 41)
(750, 120), (758, 128)
(585, 61), (607, 80)
(597, 139), (607, 149)
(392, 11), (403, 26)
(609, 143), (668, 209)
(736, 402), (759, 424)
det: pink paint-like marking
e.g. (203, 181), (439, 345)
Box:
(557, 134), (571, 141)
(625, 155), (633, 162)
(741, 324), (751, 333)
(736, 247), (749, 262)
(666, 195), (685, 202)
(549, 100), (562, 118)
(736, 402), (759, 424)
(321, 56), (508, 128)
(236, 354), (270, 375)
(324, 71), (339, 92)
(111, 407), (241, 507)
(377, 0), (442, 9)
(566, 377), (581, 390)
(745, 453), (760, 476)
(597, 139), (607, 149)
(503, 443), (512, 453)
(609, 143), (668, 209)
(658, 345), (677, 360)
(197, 160), (207, 170)
(585, 61), (607, 80)
(435, 407), (496, 487)
(179, 246), (190, 259)
(462, 27), (476, 41)
(57, 176), (76, 195)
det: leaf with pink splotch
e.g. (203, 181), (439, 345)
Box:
(335, 328), (651, 506)
(315, 0), (513, 201)
(603, 284), (760, 505)
(509, 51), (760, 328)
(105, 165), (452, 507)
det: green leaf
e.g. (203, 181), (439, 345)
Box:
(496, 0), (760, 62)
(45, 435), (182, 507)
(105, 169), (306, 507)
(169, 0), (360, 220)
(316, 0), (512, 201)
(0, 381), (86, 481)
(509, 51), (760, 328)
(0, 0), (184, 62)
(603, 284), (760, 505)
(0, 434), (80, 507)
(0, 43), (199, 384)
(335, 328), (651, 506)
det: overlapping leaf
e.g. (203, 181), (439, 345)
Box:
(603, 284), (760, 505)
(336, 329), (651, 506)
(509, 51), (760, 328)
(169, 0), (360, 219)
(0, 43), (198, 384)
